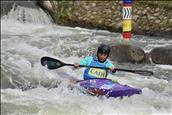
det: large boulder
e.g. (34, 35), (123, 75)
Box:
(150, 46), (172, 65)
(109, 44), (146, 63)
(38, 1), (58, 15)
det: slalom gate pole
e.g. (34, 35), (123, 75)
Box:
(122, 0), (133, 40)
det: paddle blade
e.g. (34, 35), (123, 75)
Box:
(114, 68), (154, 76)
(134, 70), (153, 76)
(41, 56), (65, 69)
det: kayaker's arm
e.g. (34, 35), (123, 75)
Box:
(105, 60), (116, 73)
(80, 56), (93, 65)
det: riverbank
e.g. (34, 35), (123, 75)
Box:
(39, 1), (172, 38)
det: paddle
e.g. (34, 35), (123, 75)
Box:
(41, 56), (154, 76)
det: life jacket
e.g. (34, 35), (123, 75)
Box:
(83, 57), (108, 80)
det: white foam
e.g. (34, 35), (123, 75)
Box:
(1, 17), (172, 115)
(155, 64), (172, 70)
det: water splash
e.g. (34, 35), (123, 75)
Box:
(1, 4), (53, 25)
(1, 16), (172, 114)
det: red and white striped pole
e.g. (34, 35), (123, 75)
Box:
(122, 0), (133, 40)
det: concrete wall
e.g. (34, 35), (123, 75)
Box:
(39, 1), (172, 38)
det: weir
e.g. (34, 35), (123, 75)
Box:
(1, 0), (53, 24)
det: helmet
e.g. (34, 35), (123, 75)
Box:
(97, 44), (111, 56)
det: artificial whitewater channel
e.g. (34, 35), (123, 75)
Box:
(1, 4), (172, 115)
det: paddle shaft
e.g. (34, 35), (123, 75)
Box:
(64, 63), (153, 76)
(41, 56), (153, 76)
(65, 63), (109, 69)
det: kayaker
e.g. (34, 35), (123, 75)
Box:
(74, 44), (115, 80)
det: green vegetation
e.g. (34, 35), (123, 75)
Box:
(54, 0), (74, 24)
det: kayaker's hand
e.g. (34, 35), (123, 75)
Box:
(109, 67), (114, 71)
(111, 68), (116, 73)
(74, 63), (80, 68)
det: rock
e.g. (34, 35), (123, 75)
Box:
(92, 3), (96, 7)
(142, 9), (147, 15)
(155, 20), (161, 23)
(154, 13), (159, 16)
(133, 15), (139, 20)
(150, 46), (172, 65)
(149, 16), (156, 20)
(38, 1), (53, 13)
(109, 22), (116, 27)
(169, 19), (172, 23)
(155, 8), (160, 12)
(38, 1), (58, 14)
(92, 11), (97, 15)
(109, 44), (146, 63)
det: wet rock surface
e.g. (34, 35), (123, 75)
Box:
(109, 44), (146, 63)
(150, 46), (172, 65)
(109, 44), (172, 65)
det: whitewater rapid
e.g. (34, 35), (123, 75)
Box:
(1, 17), (172, 115)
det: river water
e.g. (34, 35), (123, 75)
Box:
(1, 5), (172, 115)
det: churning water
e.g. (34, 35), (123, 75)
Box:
(1, 4), (172, 115)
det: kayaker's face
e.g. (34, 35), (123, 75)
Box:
(98, 53), (108, 62)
